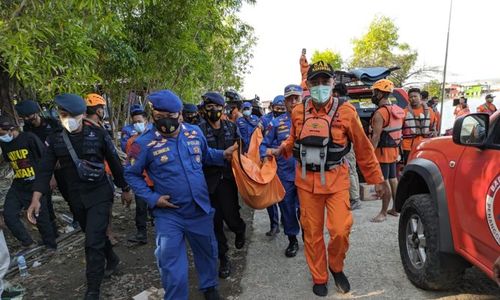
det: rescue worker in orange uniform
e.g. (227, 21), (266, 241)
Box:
(369, 79), (405, 222)
(401, 88), (437, 165)
(271, 61), (389, 297)
(453, 96), (470, 119)
(477, 94), (497, 115)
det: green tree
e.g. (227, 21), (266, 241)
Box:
(350, 16), (417, 86)
(423, 80), (442, 98)
(0, 0), (255, 126)
(311, 49), (342, 70)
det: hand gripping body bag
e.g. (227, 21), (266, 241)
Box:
(232, 128), (285, 209)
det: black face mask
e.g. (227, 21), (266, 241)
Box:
(206, 110), (222, 122)
(155, 117), (180, 134)
(273, 111), (285, 118)
(183, 114), (199, 124)
(87, 106), (105, 121)
(371, 94), (381, 106)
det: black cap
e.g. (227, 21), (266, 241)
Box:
(307, 61), (334, 80)
(0, 115), (16, 130)
(486, 94), (496, 99)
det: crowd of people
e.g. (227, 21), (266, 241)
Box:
(0, 58), (498, 300)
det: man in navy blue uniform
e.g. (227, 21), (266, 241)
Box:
(198, 92), (246, 279)
(236, 102), (259, 152)
(260, 86), (302, 257)
(124, 90), (237, 300)
(182, 103), (200, 125)
(120, 104), (153, 152)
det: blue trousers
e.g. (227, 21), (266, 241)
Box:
(154, 210), (218, 300)
(266, 180), (300, 236)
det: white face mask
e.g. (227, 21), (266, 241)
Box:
(242, 110), (251, 117)
(60, 115), (83, 132)
(0, 133), (13, 143)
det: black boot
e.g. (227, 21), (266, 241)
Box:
(104, 243), (120, 278)
(84, 290), (100, 300)
(285, 236), (299, 257)
(203, 287), (220, 300)
(218, 255), (231, 279)
(127, 230), (147, 244)
(312, 283), (328, 297)
(330, 269), (351, 293)
(235, 231), (245, 249)
(265, 226), (280, 237)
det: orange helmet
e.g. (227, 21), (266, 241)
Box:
(372, 79), (394, 93)
(85, 93), (106, 107)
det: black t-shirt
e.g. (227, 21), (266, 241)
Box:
(0, 132), (45, 183)
(24, 117), (61, 143)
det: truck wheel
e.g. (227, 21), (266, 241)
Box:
(399, 193), (466, 290)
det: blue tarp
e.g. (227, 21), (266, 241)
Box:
(349, 67), (393, 85)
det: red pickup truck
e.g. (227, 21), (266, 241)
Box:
(396, 111), (500, 289)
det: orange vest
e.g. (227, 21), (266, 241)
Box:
(126, 135), (154, 187)
(292, 97), (351, 185)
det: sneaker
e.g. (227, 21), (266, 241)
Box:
(127, 231), (147, 244)
(330, 269), (351, 293)
(265, 226), (280, 237)
(312, 283), (328, 297)
(350, 199), (362, 210)
(218, 255), (231, 279)
(203, 287), (220, 300)
(285, 237), (299, 257)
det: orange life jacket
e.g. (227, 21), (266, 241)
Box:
(292, 97), (351, 185)
(402, 105), (433, 138)
(376, 105), (405, 147)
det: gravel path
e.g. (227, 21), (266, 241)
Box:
(239, 200), (500, 300)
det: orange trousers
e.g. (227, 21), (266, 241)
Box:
(297, 188), (352, 284)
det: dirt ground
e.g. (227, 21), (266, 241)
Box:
(1, 180), (253, 300)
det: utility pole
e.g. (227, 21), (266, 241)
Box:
(439, 0), (453, 134)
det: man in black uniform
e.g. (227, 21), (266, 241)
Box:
(27, 94), (133, 300)
(198, 92), (246, 279)
(15, 100), (71, 231)
(0, 116), (57, 250)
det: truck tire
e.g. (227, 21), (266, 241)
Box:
(399, 193), (466, 290)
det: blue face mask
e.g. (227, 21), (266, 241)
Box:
(310, 85), (332, 104)
(133, 122), (146, 133)
(242, 110), (252, 117)
(0, 133), (13, 143)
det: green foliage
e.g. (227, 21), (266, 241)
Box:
(424, 80), (442, 98)
(350, 16), (417, 86)
(311, 49), (342, 70)
(0, 0), (255, 121)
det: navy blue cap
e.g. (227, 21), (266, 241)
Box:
(183, 103), (198, 113)
(15, 100), (41, 116)
(130, 104), (145, 115)
(272, 95), (285, 106)
(148, 90), (183, 113)
(242, 102), (252, 109)
(0, 115), (16, 129)
(202, 92), (225, 106)
(55, 94), (86, 115)
(284, 85), (303, 98)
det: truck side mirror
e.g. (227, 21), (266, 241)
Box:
(452, 113), (489, 147)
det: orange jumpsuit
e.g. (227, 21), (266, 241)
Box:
(281, 98), (384, 284)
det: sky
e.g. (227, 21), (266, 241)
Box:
(238, 0), (500, 101)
